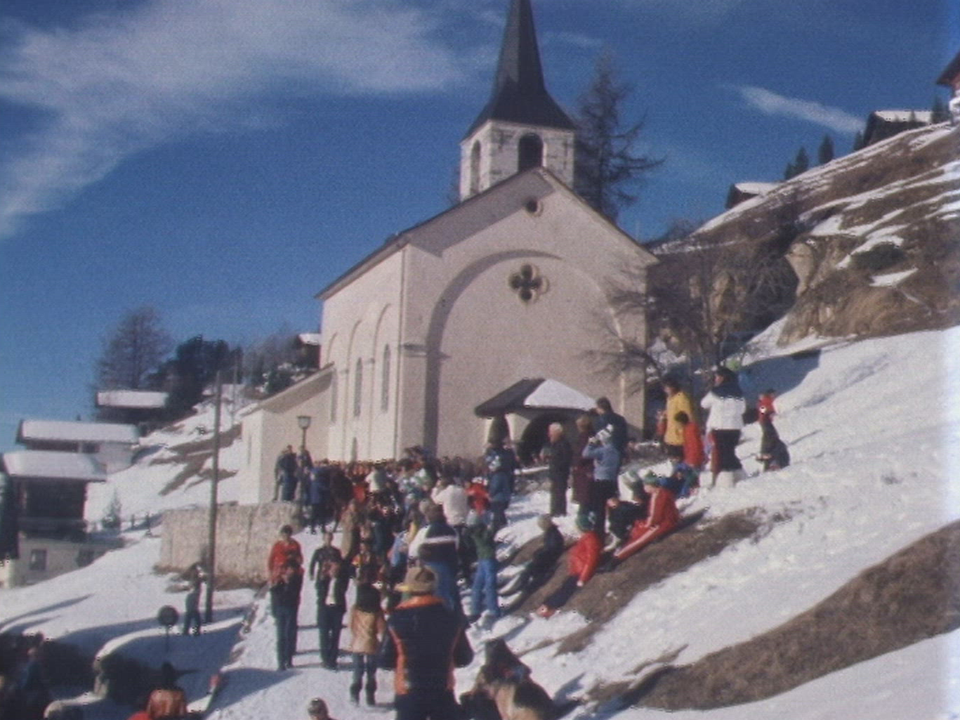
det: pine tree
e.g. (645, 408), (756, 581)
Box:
(792, 147), (810, 176)
(574, 51), (663, 222)
(817, 135), (835, 165)
(852, 131), (865, 152)
(783, 146), (810, 180)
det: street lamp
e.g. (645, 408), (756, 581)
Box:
(297, 415), (312, 449)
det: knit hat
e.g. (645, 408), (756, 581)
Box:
(308, 697), (329, 717)
(575, 511), (596, 533)
(398, 565), (436, 595)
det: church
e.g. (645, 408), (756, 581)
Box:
(238, 0), (656, 504)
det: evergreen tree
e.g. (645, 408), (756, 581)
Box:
(156, 336), (237, 417)
(574, 51), (663, 222)
(793, 146), (810, 176)
(852, 131), (865, 152)
(817, 134), (835, 165)
(784, 146), (809, 180)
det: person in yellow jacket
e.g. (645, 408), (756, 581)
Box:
(662, 378), (695, 461)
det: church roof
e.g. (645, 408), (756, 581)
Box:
(463, 0), (575, 138)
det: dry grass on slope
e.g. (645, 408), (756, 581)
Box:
(601, 519), (960, 711)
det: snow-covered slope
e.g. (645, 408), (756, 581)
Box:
(1, 328), (958, 720)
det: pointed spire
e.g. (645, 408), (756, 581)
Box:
(464, 0), (575, 137)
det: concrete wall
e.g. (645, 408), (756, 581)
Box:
(159, 502), (300, 584)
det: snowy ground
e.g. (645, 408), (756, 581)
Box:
(1, 327), (958, 719)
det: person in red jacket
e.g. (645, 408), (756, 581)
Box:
(536, 513), (601, 618)
(268, 524), (303, 583)
(675, 411), (705, 470)
(612, 475), (680, 563)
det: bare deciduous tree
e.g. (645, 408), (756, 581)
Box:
(96, 305), (173, 391)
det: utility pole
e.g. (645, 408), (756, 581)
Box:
(204, 370), (223, 624)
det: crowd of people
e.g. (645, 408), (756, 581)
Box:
(3, 372), (789, 720)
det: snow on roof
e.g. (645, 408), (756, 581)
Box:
(872, 110), (933, 123)
(96, 390), (168, 409)
(18, 419), (139, 445)
(297, 333), (321, 346)
(524, 379), (595, 411)
(733, 182), (779, 195)
(3, 450), (107, 482)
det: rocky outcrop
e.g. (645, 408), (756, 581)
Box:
(652, 123), (960, 349)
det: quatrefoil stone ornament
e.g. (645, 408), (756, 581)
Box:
(508, 263), (548, 303)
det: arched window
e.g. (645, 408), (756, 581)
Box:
(518, 133), (544, 172)
(353, 359), (363, 418)
(329, 370), (338, 423)
(381, 345), (391, 412)
(470, 141), (481, 196)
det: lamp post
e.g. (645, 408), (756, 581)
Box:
(297, 415), (312, 450)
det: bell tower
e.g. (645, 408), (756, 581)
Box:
(459, 0), (576, 201)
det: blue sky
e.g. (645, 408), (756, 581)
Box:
(0, 0), (955, 451)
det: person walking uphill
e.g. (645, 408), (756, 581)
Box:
(271, 560), (303, 671)
(700, 366), (747, 489)
(348, 583), (386, 706)
(309, 534), (350, 670)
(379, 566), (474, 720)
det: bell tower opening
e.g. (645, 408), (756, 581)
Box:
(518, 133), (544, 172)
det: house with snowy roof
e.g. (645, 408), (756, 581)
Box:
(236, 0), (656, 501)
(0, 450), (117, 587)
(725, 181), (780, 210)
(17, 419), (140, 473)
(863, 110), (934, 147)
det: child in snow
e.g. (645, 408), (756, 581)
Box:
(347, 583), (386, 706)
(611, 474), (680, 564)
(181, 563), (206, 636)
(536, 512), (601, 618)
(674, 411), (705, 471)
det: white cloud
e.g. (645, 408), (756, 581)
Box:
(0, 0), (468, 239)
(543, 30), (604, 51)
(729, 85), (863, 134)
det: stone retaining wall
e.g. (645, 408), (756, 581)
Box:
(159, 502), (300, 584)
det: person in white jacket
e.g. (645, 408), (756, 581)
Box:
(700, 366), (747, 488)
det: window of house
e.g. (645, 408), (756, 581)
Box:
(381, 345), (391, 412)
(29, 549), (47, 572)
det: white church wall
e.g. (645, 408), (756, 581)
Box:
(320, 251), (403, 461)
(398, 175), (652, 457)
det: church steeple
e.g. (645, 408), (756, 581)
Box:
(460, 0), (576, 200)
